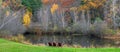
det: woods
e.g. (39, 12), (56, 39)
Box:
(0, 0), (120, 36)
(0, 0), (120, 48)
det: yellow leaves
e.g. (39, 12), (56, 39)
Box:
(89, 2), (97, 8)
(13, 13), (17, 16)
(6, 11), (10, 17)
(51, 3), (59, 14)
(23, 10), (31, 27)
(70, 7), (77, 11)
(79, 5), (89, 11)
(78, 0), (106, 11)
(83, 0), (87, 2)
(88, 0), (106, 8)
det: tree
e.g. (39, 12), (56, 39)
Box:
(51, 3), (59, 14)
(23, 9), (31, 27)
(0, 7), (26, 34)
(0, 0), (2, 6)
(60, 0), (75, 8)
(3, 0), (22, 11)
(21, 0), (42, 22)
(78, 0), (106, 11)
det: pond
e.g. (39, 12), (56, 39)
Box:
(24, 34), (120, 48)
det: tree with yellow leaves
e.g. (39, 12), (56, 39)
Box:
(78, 0), (106, 11)
(23, 10), (32, 27)
(51, 3), (59, 14)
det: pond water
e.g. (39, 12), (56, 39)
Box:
(24, 34), (119, 48)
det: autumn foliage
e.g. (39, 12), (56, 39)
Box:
(78, 0), (106, 11)
(23, 10), (31, 27)
(1, 0), (120, 36)
(51, 3), (59, 14)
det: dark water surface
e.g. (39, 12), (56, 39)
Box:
(24, 34), (119, 47)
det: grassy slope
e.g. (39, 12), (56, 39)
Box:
(0, 39), (120, 52)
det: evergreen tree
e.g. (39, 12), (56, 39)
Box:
(21, 0), (42, 22)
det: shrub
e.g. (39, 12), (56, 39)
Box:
(90, 17), (117, 37)
(72, 21), (90, 34)
(0, 30), (12, 39)
(10, 34), (25, 43)
(104, 29), (116, 35)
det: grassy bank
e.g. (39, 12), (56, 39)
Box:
(0, 38), (120, 52)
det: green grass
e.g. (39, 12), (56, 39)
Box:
(0, 38), (120, 52)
